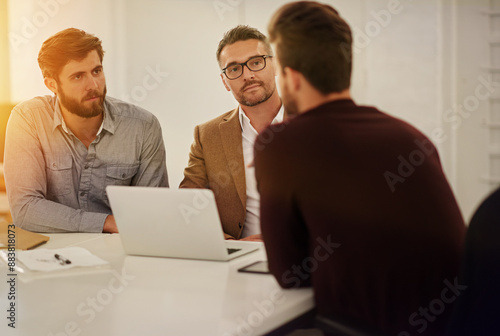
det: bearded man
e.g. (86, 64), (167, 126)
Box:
(4, 28), (169, 233)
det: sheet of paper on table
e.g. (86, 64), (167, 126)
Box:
(11, 246), (108, 272)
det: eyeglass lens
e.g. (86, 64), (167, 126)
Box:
(225, 56), (266, 79)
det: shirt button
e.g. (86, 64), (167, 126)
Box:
(80, 192), (85, 197)
(84, 165), (89, 169)
(52, 163), (57, 168)
(121, 173), (126, 178)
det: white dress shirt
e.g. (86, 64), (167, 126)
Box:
(239, 105), (284, 238)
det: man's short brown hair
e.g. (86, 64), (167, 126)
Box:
(38, 28), (104, 80)
(216, 25), (272, 66)
(268, 1), (352, 94)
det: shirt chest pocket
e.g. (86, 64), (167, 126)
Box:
(103, 165), (139, 202)
(105, 164), (139, 186)
(45, 156), (73, 196)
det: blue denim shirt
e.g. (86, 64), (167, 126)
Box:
(4, 95), (169, 232)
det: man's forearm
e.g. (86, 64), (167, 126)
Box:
(13, 197), (108, 232)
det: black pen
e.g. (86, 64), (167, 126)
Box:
(54, 254), (72, 265)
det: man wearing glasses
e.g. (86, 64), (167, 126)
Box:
(180, 25), (283, 241)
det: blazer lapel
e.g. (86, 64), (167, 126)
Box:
(219, 108), (246, 208)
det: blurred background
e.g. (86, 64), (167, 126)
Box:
(0, 0), (498, 223)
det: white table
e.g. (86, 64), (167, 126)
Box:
(1, 234), (314, 336)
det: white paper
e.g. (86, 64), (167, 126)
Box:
(15, 246), (108, 272)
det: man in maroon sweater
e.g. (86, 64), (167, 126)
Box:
(254, 2), (466, 335)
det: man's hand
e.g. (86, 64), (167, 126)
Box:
(240, 234), (263, 242)
(103, 215), (118, 233)
(224, 233), (236, 240)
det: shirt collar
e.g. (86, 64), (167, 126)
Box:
(238, 104), (284, 134)
(52, 96), (113, 135)
(52, 96), (65, 132)
(101, 100), (115, 135)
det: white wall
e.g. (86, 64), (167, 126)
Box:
(454, 0), (497, 220)
(6, 0), (495, 221)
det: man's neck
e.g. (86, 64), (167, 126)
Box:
(298, 89), (351, 114)
(60, 105), (103, 148)
(240, 90), (282, 133)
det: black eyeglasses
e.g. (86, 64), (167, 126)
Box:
(222, 55), (273, 80)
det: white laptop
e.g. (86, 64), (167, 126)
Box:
(106, 186), (261, 261)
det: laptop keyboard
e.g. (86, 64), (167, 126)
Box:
(227, 248), (242, 255)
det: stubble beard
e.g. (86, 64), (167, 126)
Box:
(237, 80), (275, 107)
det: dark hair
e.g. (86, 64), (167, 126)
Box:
(38, 28), (104, 79)
(216, 25), (272, 66)
(268, 1), (352, 94)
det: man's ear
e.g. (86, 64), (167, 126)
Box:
(44, 77), (58, 94)
(220, 73), (231, 92)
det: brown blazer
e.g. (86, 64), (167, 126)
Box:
(180, 108), (246, 239)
